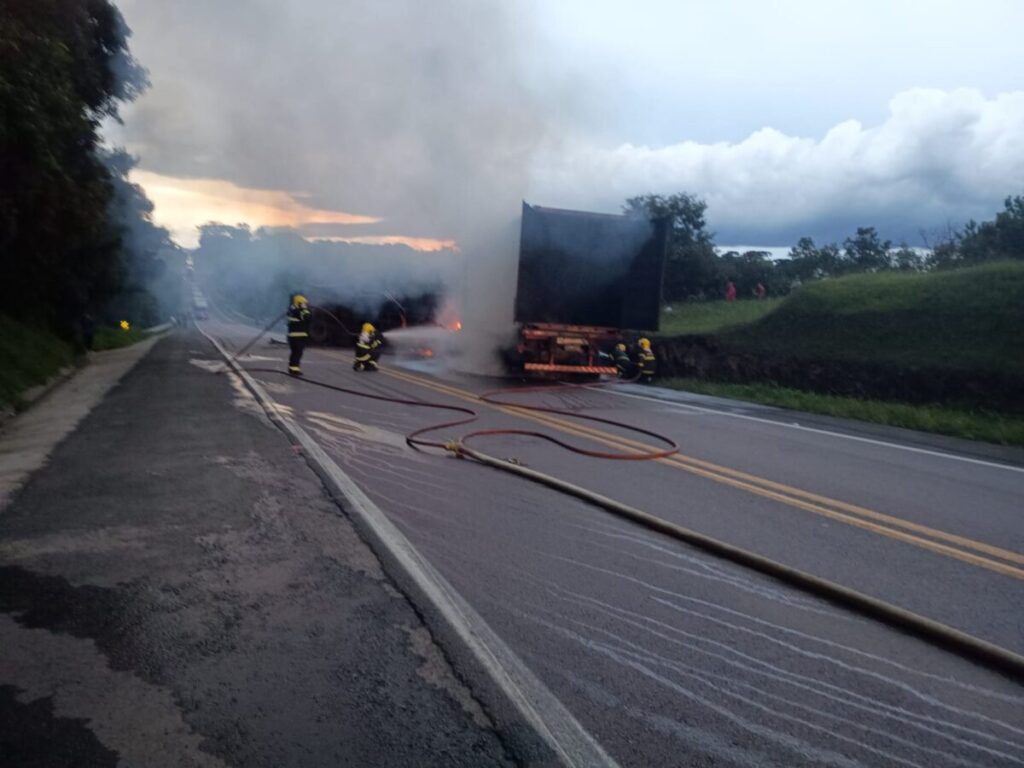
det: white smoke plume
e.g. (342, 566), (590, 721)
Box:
(110, 0), (561, 365)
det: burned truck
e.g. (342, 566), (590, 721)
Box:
(511, 202), (669, 377)
(305, 290), (440, 347)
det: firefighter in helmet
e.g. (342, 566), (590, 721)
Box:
(637, 337), (656, 384)
(287, 294), (311, 375)
(354, 322), (383, 371)
(613, 342), (634, 379)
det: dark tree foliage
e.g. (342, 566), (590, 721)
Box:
(890, 244), (925, 272)
(780, 231), (929, 284)
(842, 227), (892, 272)
(623, 193), (719, 301)
(0, 0), (146, 333)
(622, 191), (1002, 302)
(623, 190), (1024, 303)
(930, 195), (1024, 269)
(784, 237), (843, 279)
(717, 250), (779, 296)
(101, 148), (176, 325)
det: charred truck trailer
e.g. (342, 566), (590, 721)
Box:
(512, 202), (669, 377)
(305, 292), (439, 347)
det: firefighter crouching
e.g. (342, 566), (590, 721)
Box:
(637, 337), (656, 384)
(287, 294), (311, 375)
(613, 343), (634, 379)
(354, 323), (383, 371)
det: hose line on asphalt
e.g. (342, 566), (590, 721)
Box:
(243, 364), (1024, 682)
(245, 369), (679, 460)
(456, 445), (1024, 682)
(233, 311), (287, 359)
(232, 303), (360, 361)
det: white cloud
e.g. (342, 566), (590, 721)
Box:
(530, 88), (1024, 243)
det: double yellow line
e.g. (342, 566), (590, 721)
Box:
(380, 366), (1024, 581)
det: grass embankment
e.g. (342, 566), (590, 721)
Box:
(658, 261), (1024, 445)
(0, 319), (152, 411)
(666, 378), (1024, 446)
(721, 261), (1024, 376)
(0, 316), (76, 411)
(91, 325), (150, 351)
(659, 296), (783, 335)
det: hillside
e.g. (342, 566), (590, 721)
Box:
(718, 261), (1024, 377)
(0, 317), (76, 411)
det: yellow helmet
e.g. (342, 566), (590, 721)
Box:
(615, 343), (626, 352)
(292, 294), (308, 306)
(362, 322), (375, 333)
(638, 337), (651, 350)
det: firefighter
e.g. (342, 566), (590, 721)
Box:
(287, 294), (311, 375)
(637, 337), (656, 384)
(354, 322), (382, 371)
(613, 343), (634, 379)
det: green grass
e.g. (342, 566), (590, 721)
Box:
(663, 378), (1024, 446)
(91, 326), (150, 351)
(659, 297), (784, 336)
(0, 315), (76, 410)
(721, 261), (1024, 375)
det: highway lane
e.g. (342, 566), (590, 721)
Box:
(375, 363), (1024, 652)
(200, 317), (1024, 767)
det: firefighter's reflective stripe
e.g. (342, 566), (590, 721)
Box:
(638, 351), (656, 374)
(355, 342), (372, 361)
(287, 331), (309, 337)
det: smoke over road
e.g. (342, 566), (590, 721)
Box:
(110, 0), (560, 362)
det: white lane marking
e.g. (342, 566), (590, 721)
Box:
(604, 388), (1024, 474)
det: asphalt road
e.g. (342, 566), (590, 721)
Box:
(0, 332), (515, 767)
(207, 316), (1024, 768)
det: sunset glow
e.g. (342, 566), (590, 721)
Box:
(308, 235), (458, 252)
(130, 170), (380, 247)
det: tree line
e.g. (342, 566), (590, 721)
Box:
(0, 0), (173, 344)
(626, 193), (1024, 302)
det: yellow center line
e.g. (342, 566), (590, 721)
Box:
(468, 386), (1024, 567)
(378, 366), (1024, 581)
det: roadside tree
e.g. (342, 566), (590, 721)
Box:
(624, 193), (719, 301)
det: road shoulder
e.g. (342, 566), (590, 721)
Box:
(0, 334), (166, 510)
(0, 330), (515, 767)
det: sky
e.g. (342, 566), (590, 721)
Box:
(106, 0), (1024, 250)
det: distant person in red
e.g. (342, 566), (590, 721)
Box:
(754, 282), (766, 299)
(725, 281), (737, 302)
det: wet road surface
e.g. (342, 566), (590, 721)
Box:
(205, 315), (1024, 768)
